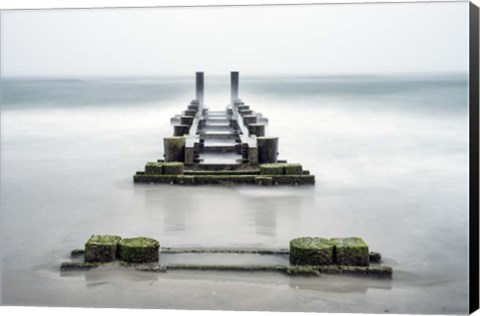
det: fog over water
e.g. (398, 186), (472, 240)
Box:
(0, 75), (469, 313)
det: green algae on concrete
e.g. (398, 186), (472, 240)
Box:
(260, 163), (304, 176)
(184, 170), (261, 176)
(287, 265), (321, 276)
(85, 235), (121, 263)
(118, 237), (160, 263)
(133, 174), (177, 184)
(145, 162), (163, 175)
(162, 162), (184, 175)
(331, 237), (370, 266)
(290, 237), (335, 266)
(61, 262), (101, 271)
(284, 163), (303, 175)
(260, 164), (284, 175)
(316, 265), (392, 278)
(193, 175), (257, 185)
(255, 176), (273, 186)
(176, 175), (195, 185)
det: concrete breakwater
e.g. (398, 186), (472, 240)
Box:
(133, 72), (314, 186)
(61, 235), (392, 278)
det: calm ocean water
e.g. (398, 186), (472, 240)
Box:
(0, 75), (469, 313)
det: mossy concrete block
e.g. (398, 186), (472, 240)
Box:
(260, 164), (284, 175)
(255, 176), (273, 186)
(61, 262), (101, 271)
(133, 175), (178, 184)
(177, 175), (195, 185)
(145, 162), (163, 175)
(272, 175), (315, 185)
(70, 249), (85, 257)
(284, 163), (303, 175)
(290, 237), (335, 266)
(317, 265), (392, 278)
(118, 237), (160, 263)
(194, 175), (257, 185)
(85, 235), (121, 263)
(331, 237), (370, 266)
(162, 162), (184, 175)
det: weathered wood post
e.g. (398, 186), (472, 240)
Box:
(231, 71), (239, 104)
(257, 137), (278, 163)
(196, 72), (204, 105)
(164, 137), (186, 162)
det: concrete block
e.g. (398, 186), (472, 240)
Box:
(290, 237), (335, 266)
(118, 237), (160, 263)
(85, 235), (121, 263)
(331, 237), (370, 266)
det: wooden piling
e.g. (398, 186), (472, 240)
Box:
(196, 72), (204, 105)
(257, 137), (279, 163)
(164, 137), (186, 162)
(231, 71), (239, 103)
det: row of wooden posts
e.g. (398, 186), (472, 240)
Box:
(165, 72), (280, 166)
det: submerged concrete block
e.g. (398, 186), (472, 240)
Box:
(162, 162), (184, 175)
(145, 162), (163, 175)
(331, 237), (369, 266)
(85, 235), (121, 263)
(290, 237), (335, 266)
(255, 176), (273, 186)
(193, 175), (257, 185)
(118, 237), (160, 263)
(164, 137), (185, 162)
(177, 175), (195, 185)
(272, 175), (315, 185)
(133, 175), (177, 184)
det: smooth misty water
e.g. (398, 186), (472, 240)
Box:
(0, 75), (469, 313)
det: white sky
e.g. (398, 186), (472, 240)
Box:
(1, 1), (469, 76)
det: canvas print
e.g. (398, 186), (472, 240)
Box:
(0, 1), (477, 314)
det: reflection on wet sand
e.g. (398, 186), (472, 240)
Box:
(289, 274), (393, 294)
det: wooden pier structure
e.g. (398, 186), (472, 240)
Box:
(134, 72), (315, 185)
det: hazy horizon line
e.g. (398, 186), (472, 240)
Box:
(0, 71), (469, 80)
